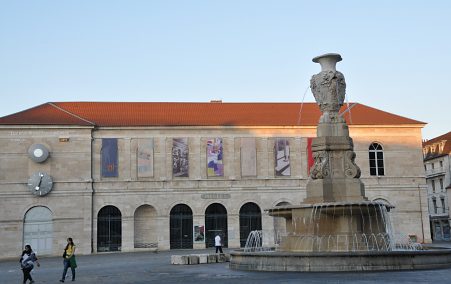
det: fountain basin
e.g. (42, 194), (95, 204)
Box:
(268, 201), (395, 252)
(229, 249), (451, 271)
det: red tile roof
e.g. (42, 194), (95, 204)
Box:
(0, 102), (425, 127)
(423, 131), (451, 160)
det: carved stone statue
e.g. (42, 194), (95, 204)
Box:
(305, 53), (366, 203)
(310, 53), (346, 124)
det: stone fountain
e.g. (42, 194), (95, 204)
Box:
(229, 53), (451, 271)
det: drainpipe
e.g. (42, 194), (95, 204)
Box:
(418, 184), (425, 243)
(90, 130), (95, 253)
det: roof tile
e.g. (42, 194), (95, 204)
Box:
(0, 102), (425, 127)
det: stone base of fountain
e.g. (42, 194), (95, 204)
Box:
(269, 202), (394, 252)
(229, 249), (451, 271)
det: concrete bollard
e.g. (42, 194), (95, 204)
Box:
(171, 255), (189, 265)
(207, 254), (218, 263)
(198, 254), (208, 264)
(188, 255), (199, 265)
(217, 253), (227, 263)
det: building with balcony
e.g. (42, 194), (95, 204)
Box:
(423, 131), (451, 241)
(0, 102), (430, 259)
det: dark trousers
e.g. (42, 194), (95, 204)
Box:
(62, 258), (75, 281)
(215, 246), (223, 253)
(22, 266), (33, 283)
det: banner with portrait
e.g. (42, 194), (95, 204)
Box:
(172, 138), (189, 177)
(194, 225), (205, 243)
(207, 138), (224, 177)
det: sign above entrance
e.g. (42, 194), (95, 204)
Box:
(201, 193), (231, 199)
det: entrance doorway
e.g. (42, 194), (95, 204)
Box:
(205, 203), (228, 248)
(239, 202), (262, 247)
(97, 205), (122, 252)
(23, 206), (53, 255)
(170, 204), (193, 249)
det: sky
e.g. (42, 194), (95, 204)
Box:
(0, 1), (449, 139)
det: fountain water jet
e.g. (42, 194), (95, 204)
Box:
(230, 53), (451, 271)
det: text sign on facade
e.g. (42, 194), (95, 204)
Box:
(201, 193), (231, 199)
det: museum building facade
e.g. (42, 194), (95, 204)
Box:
(0, 102), (431, 259)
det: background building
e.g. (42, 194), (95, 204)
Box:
(0, 102), (430, 259)
(423, 132), (451, 241)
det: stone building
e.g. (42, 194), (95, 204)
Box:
(0, 102), (430, 259)
(423, 131), (451, 241)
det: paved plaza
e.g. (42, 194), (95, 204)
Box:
(2, 244), (451, 284)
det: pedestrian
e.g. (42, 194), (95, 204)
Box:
(60, 237), (77, 282)
(19, 244), (40, 284)
(214, 233), (223, 253)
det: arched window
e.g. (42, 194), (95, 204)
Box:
(369, 143), (384, 176)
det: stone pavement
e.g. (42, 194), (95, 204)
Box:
(2, 245), (451, 284)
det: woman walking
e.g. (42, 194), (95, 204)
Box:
(20, 244), (40, 284)
(60, 237), (77, 282)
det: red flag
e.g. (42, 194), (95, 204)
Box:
(307, 137), (314, 175)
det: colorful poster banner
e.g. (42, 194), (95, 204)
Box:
(275, 138), (291, 176)
(101, 138), (118, 177)
(172, 138), (189, 177)
(207, 138), (224, 177)
(137, 138), (154, 178)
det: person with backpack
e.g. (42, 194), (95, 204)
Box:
(60, 237), (77, 282)
(20, 244), (40, 284)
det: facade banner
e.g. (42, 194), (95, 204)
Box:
(241, 137), (256, 177)
(101, 138), (118, 177)
(207, 138), (224, 177)
(172, 138), (189, 177)
(275, 138), (291, 176)
(137, 138), (154, 178)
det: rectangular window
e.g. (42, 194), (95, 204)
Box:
(433, 199), (438, 214)
(432, 180), (436, 193)
(440, 178), (444, 190)
(432, 163), (435, 169)
(369, 152), (377, 175)
(441, 198), (446, 213)
(440, 161), (443, 168)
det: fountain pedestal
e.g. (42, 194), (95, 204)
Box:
(268, 53), (379, 252)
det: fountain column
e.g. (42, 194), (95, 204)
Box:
(304, 53), (366, 203)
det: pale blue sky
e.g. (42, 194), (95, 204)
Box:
(1, 1), (449, 139)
